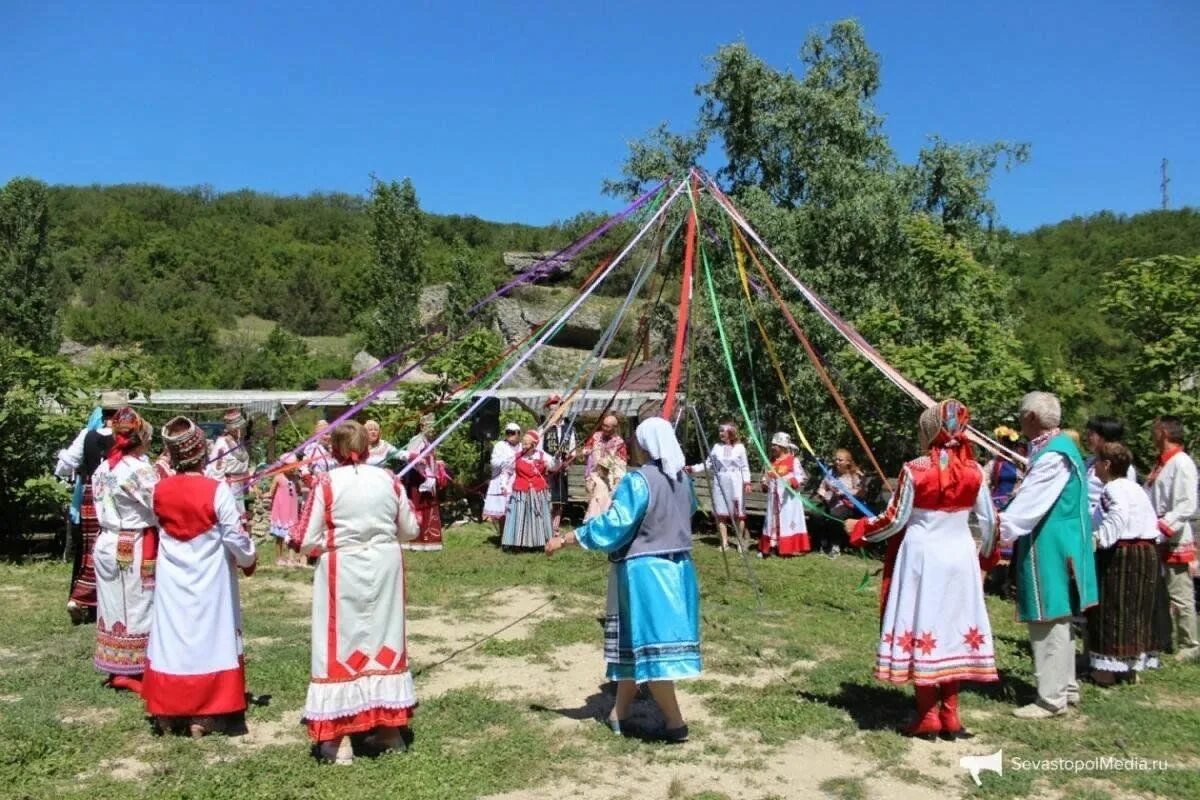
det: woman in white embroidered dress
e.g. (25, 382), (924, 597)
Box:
(687, 421), (752, 551)
(846, 400), (999, 740)
(482, 423), (521, 533)
(143, 416), (258, 737)
(91, 408), (159, 694)
(289, 421), (419, 763)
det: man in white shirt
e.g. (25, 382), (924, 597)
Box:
(998, 392), (1098, 719)
(1144, 416), (1199, 661)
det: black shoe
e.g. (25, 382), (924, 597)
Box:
(659, 724), (689, 743)
(312, 740), (342, 764)
(938, 727), (974, 741)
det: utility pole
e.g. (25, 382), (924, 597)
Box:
(1161, 158), (1170, 210)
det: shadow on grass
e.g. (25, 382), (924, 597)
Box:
(529, 682), (668, 729)
(796, 681), (912, 731)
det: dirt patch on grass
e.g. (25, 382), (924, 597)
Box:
(246, 576), (312, 607)
(59, 705), (120, 726)
(480, 734), (955, 800)
(230, 709), (305, 751)
(409, 587), (558, 653)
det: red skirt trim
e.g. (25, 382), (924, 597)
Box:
(305, 705), (414, 742)
(142, 660), (248, 716)
(759, 532), (811, 556)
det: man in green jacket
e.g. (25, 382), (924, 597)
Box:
(999, 392), (1099, 719)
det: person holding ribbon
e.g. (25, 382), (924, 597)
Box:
(91, 407), (159, 694)
(501, 430), (557, 550)
(402, 413), (449, 551)
(143, 416), (258, 737)
(846, 399), (1000, 740)
(546, 417), (701, 743)
(289, 421), (419, 762)
(483, 422), (522, 533)
(687, 421), (752, 552)
(54, 390), (128, 624)
(816, 449), (868, 558)
(759, 432), (811, 557)
(207, 409), (251, 521)
(364, 420), (403, 469)
(998, 391), (1099, 720)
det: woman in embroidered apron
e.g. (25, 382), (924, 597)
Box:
(289, 421), (419, 763)
(91, 408), (160, 694)
(846, 400), (1001, 740)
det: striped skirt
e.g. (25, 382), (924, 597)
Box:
(1087, 540), (1159, 672)
(501, 489), (553, 549)
(69, 486), (100, 610)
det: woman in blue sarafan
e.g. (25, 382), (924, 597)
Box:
(545, 416), (701, 742)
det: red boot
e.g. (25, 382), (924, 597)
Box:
(901, 684), (941, 740)
(109, 674), (143, 695)
(938, 681), (973, 740)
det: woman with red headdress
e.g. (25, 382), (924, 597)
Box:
(91, 407), (159, 693)
(846, 400), (1000, 740)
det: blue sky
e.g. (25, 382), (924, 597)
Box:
(3, 1), (1197, 230)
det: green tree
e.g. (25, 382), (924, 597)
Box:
(0, 339), (83, 550)
(444, 235), (495, 333)
(1100, 255), (1200, 449)
(358, 177), (427, 357)
(0, 178), (62, 353)
(609, 21), (1035, 469)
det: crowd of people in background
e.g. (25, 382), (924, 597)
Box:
(49, 385), (1197, 756)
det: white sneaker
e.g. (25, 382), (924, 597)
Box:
(1175, 646), (1200, 662)
(1012, 702), (1066, 720)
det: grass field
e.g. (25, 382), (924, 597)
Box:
(218, 315), (356, 359)
(1, 524), (1197, 800)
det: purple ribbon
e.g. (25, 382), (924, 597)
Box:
(468, 180), (667, 313)
(247, 181), (669, 484)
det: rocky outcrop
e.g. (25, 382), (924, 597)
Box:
(503, 251), (573, 278)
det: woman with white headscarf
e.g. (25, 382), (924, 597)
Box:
(546, 416), (700, 743)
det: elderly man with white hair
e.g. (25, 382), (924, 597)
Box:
(999, 392), (1099, 719)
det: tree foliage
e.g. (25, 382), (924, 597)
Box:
(611, 20), (1037, 469)
(1099, 255), (1200, 449)
(0, 338), (84, 549)
(0, 178), (63, 354)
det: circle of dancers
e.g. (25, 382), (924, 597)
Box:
(53, 388), (1197, 760)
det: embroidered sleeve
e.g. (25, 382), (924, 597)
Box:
(999, 453), (1071, 542)
(54, 427), (89, 478)
(788, 458), (806, 490)
(215, 482), (256, 567)
(1093, 484), (1129, 550)
(737, 444), (751, 484)
(972, 471), (1000, 556)
(853, 467), (913, 545)
(1160, 457), (1198, 536)
(574, 471), (648, 553)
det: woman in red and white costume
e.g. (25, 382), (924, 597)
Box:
(759, 432), (810, 557)
(290, 421), (419, 763)
(846, 399), (1000, 740)
(143, 416), (257, 737)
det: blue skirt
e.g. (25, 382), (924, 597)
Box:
(604, 553), (702, 683)
(501, 489), (553, 548)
